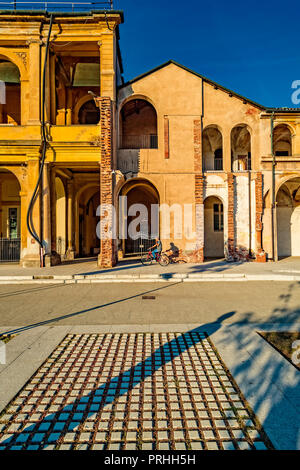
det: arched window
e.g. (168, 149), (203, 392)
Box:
(78, 100), (100, 124)
(231, 125), (251, 171)
(0, 60), (21, 125)
(120, 99), (158, 149)
(273, 124), (292, 156)
(203, 126), (223, 171)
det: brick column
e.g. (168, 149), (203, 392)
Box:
(255, 172), (267, 262)
(98, 97), (117, 268)
(193, 119), (204, 262)
(164, 116), (170, 159)
(227, 173), (235, 259)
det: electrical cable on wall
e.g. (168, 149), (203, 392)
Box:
(26, 14), (54, 268)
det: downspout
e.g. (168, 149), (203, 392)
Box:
(271, 111), (276, 261)
(248, 168), (252, 257)
(26, 14), (54, 267)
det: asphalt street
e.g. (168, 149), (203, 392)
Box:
(0, 281), (300, 329)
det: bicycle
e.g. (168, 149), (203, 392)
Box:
(141, 250), (170, 266)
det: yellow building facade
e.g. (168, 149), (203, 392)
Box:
(0, 10), (122, 267)
(0, 10), (299, 268)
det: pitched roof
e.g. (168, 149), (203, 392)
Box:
(119, 59), (265, 109)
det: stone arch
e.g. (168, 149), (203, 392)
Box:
(275, 173), (300, 198)
(119, 97), (158, 149)
(73, 95), (100, 124)
(118, 93), (157, 113)
(273, 123), (293, 156)
(118, 178), (160, 254)
(0, 55), (22, 125)
(0, 168), (22, 262)
(0, 51), (27, 80)
(231, 124), (252, 171)
(74, 182), (100, 256)
(55, 176), (67, 256)
(276, 176), (300, 257)
(203, 125), (223, 171)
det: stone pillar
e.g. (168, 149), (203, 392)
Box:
(97, 96), (117, 268)
(42, 162), (51, 255)
(66, 179), (75, 259)
(50, 165), (57, 252)
(255, 172), (267, 262)
(193, 119), (204, 262)
(27, 39), (41, 125)
(66, 87), (72, 125)
(40, 39), (51, 124)
(0, 179), (2, 237)
(227, 173), (235, 260)
(223, 130), (232, 173)
(21, 156), (41, 267)
(98, 33), (116, 101)
(50, 54), (56, 124)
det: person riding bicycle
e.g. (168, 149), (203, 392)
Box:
(150, 237), (162, 260)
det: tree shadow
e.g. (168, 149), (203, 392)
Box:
(1, 283), (300, 450)
(0, 312), (237, 449)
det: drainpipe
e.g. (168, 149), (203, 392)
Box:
(26, 14), (54, 267)
(271, 111), (276, 261)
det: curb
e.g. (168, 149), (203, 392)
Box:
(0, 273), (299, 284)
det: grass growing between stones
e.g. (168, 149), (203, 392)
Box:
(258, 331), (300, 371)
(0, 334), (17, 344)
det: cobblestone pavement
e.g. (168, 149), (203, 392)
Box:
(0, 332), (274, 451)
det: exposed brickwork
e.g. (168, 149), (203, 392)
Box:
(98, 97), (117, 268)
(193, 120), (204, 262)
(255, 172), (267, 262)
(164, 116), (169, 159)
(194, 120), (202, 173)
(227, 173), (235, 260)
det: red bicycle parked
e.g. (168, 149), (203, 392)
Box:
(141, 250), (170, 266)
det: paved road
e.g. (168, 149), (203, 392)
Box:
(0, 281), (299, 329)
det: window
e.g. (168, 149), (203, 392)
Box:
(9, 208), (18, 239)
(78, 100), (100, 124)
(213, 203), (223, 232)
(275, 151), (289, 157)
(214, 148), (223, 170)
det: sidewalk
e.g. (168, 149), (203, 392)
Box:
(0, 257), (300, 283)
(0, 321), (299, 450)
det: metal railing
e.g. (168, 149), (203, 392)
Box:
(126, 236), (156, 255)
(121, 134), (158, 150)
(214, 158), (223, 171)
(0, 238), (20, 262)
(0, 1), (114, 12)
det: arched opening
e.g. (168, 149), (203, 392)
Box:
(55, 177), (66, 256)
(276, 177), (300, 258)
(119, 179), (159, 255)
(0, 169), (21, 262)
(231, 125), (251, 171)
(204, 196), (224, 259)
(77, 186), (100, 256)
(203, 126), (223, 171)
(78, 99), (100, 124)
(120, 99), (158, 149)
(274, 124), (292, 156)
(0, 60), (21, 125)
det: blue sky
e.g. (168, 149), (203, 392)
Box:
(115, 0), (300, 107)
